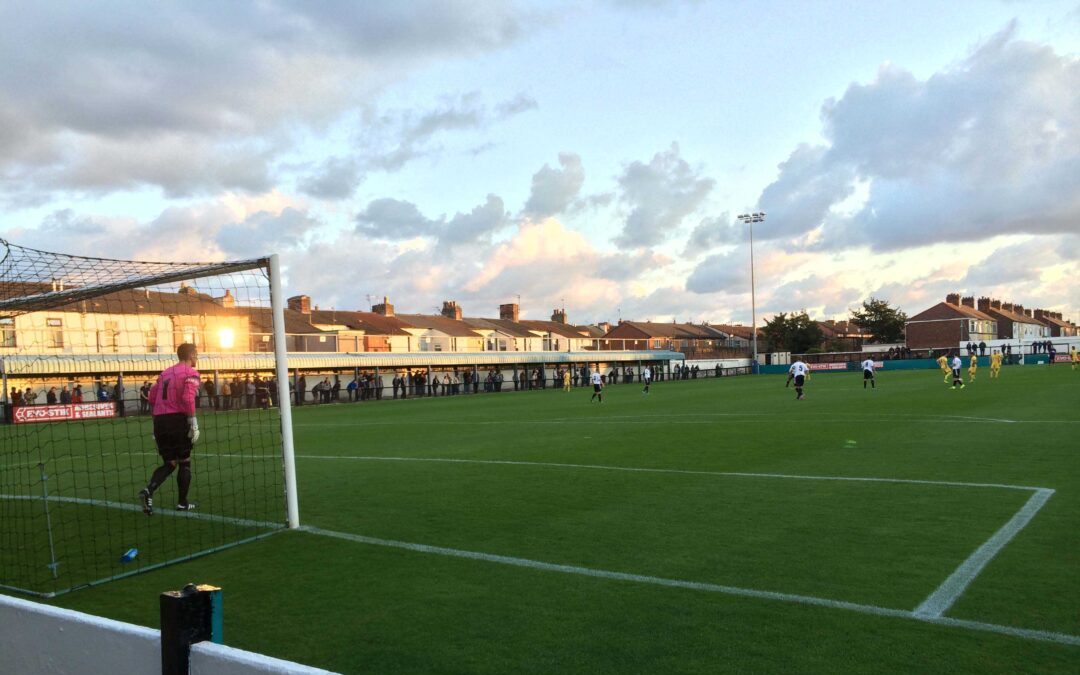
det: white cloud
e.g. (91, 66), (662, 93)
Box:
(0, 2), (531, 201)
(298, 92), (539, 200)
(523, 153), (585, 218)
(613, 143), (714, 249)
(755, 24), (1080, 253)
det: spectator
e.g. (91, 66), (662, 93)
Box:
(11, 387), (21, 407)
(221, 380), (232, 410)
(46, 387), (58, 405)
(203, 378), (217, 410)
(140, 381), (152, 414)
(297, 375), (307, 405)
(59, 386), (71, 404)
(72, 385), (83, 404)
(347, 378), (358, 402)
(114, 381), (125, 417)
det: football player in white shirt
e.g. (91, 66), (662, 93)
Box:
(589, 370), (604, 403)
(786, 360), (810, 400)
(641, 366), (652, 394)
(861, 358), (876, 389)
(950, 354), (965, 390)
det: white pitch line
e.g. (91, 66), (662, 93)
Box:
(291, 455), (1049, 492)
(298, 525), (1080, 647)
(0, 493), (283, 530)
(914, 488), (1056, 618)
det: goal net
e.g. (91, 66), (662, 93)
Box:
(0, 238), (298, 597)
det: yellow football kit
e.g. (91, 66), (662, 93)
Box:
(990, 352), (1002, 378)
(968, 355), (977, 382)
(937, 355), (950, 382)
(1071, 348), (1078, 370)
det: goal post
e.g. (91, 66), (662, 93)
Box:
(0, 238), (299, 597)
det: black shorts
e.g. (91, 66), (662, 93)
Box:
(593, 384), (602, 392)
(794, 374), (805, 387)
(863, 370), (874, 379)
(153, 413), (192, 463)
(952, 368), (961, 379)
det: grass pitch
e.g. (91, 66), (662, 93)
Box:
(28, 365), (1080, 672)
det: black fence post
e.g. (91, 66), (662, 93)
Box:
(160, 583), (223, 675)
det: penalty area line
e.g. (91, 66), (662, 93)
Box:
(297, 525), (1080, 647)
(914, 487), (1055, 618)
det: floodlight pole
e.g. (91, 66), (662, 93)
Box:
(737, 212), (766, 373)
(268, 254), (300, 529)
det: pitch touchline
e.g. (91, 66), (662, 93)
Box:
(297, 525), (1079, 647)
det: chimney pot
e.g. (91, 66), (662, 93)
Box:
(287, 295), (311, 314)
(441, 300), (462, 321)
(946, 293), (961, 305)
(499, 303), (520, 322)
(372, 297), (394, 317)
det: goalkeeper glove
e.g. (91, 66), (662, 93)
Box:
(188, 417), (200, 444)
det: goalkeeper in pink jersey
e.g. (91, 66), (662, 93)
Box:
(139, 343), (201, 515)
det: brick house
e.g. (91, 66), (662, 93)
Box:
(1033, 309), (1077, 337)
(975, 298), (1049, 341)
(905, 294), (997, 349)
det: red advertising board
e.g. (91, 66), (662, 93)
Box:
(13, 402), (116, 424)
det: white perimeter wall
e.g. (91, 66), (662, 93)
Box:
(0, 594), (337, 675)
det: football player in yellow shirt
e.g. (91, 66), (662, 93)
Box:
(562, 369), (572, 392)
(990, 351), (1003, 378)
(1072, 346), (1078, 371)
(936, 354), (950, 382)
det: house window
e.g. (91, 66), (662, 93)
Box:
(100, 320), (120, 352)
(143, 322), (158, 353)
(47, 318), (64, 348)
(0, 317), (14, 347)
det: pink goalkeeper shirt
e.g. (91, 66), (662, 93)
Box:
(149, 363), (201, 417)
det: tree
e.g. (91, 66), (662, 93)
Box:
(762, 311), (825, 354)
(850, 297), (908, 344)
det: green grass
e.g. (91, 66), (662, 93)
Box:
(10, 365), (1080, 672)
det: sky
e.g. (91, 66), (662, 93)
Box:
(1, 0), (1078, 326)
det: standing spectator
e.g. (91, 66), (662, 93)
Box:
(347, 378), (358, 402)
(140, 381), (152, 414)
(11, 387), (21, 407)
(297, 375), (307, 406)
(221, 380), (232, 410)
(331, 378), (341, 402)
(244, 377), (255, 408)
(255, 377), (270, 409)
(512, 370), (519, 391)
(72, 385), (83, 403)
(114, 381), (125, 417)
(452, 372), (460, 395)
(46, 387), (58, 405)
(203, 378), (217, 410)
(59, 386), (72, 404)
(443, 373), (451, 394)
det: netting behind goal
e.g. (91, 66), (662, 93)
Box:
(0, 239), (292, 597)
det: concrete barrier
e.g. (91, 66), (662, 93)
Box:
(0, 593), (337, 675)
